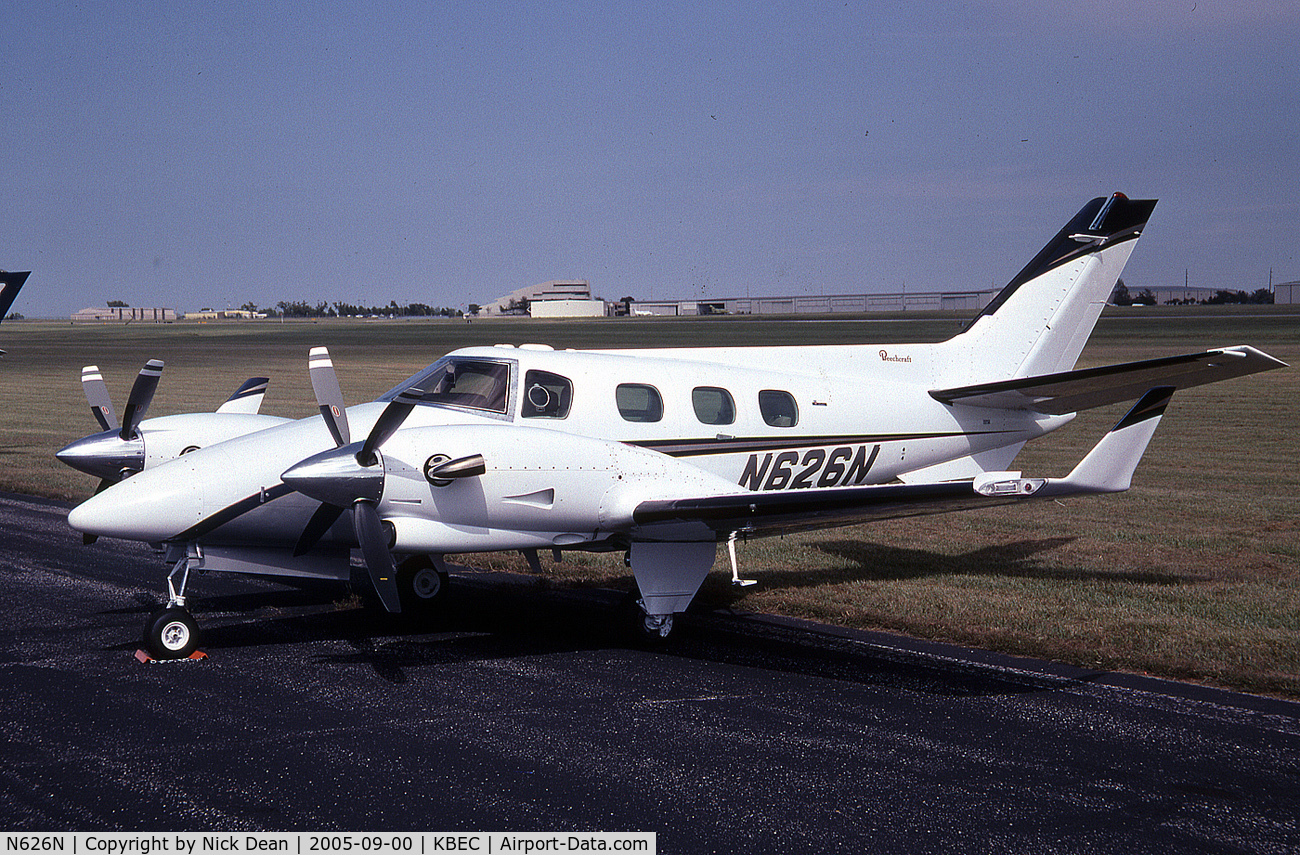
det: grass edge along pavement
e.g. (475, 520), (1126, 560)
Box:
(0, 307), (1296, 697)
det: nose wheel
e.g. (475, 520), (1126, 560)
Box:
(143, 607), (200, 659)
(141, 552), (202, 659)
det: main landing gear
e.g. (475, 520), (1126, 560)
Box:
(142, 555), (201, 659)
(619, 583), (675, 647)
(396, 554), (450, 615)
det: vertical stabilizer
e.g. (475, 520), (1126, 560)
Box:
(0, 271), (31, 320)
(941, 195), (1156, 384)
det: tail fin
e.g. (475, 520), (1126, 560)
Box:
(0, 271), (31, 320)
(941, 195), (1156, 384)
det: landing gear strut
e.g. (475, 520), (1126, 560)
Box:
(142, 554), (202, 659)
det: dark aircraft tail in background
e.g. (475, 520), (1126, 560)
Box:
(0, 270), (32, 355)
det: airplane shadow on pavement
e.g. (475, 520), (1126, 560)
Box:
(95, 566), (1078, 699)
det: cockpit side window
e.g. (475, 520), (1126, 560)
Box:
(421, 360), (511, 413)
(522, 370), (573, 419)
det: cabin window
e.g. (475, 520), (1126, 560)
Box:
(759, 389), (798, 427)
(616, 383), (663, 423)
(522, 370), (573, 419)
(692, 386), (735, 426)
(422, 360), (511, 413)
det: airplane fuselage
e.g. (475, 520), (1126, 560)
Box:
(73, 342), (1067, 563)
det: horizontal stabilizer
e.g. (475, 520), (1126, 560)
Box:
(930, 345), (1285, 414)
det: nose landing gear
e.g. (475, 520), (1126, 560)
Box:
(142, 553), (202, 660)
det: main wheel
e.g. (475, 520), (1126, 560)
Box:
(397, 555), (449, 615)
(619, 589), (675, 647)
(143, 607), (200, 659)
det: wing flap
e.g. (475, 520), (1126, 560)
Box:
(929, 345), (1285, 414)
(633, 480), (1001, 540)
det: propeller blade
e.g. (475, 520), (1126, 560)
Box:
(293, 501), (346, 556)
(119, 359), (164, 440)
(81, 366), (118, 431)
(353, 501), (401, 613)
(216, 377), (270, 414)
(356, 387), (424, 467)
(309, 347), (349, 447)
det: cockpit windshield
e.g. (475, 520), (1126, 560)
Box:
(379, 358), (512, 414)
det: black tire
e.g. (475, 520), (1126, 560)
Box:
(618, 589), (675, 648)
(397, 555), (449, 615)
(143, 607), (200, 659)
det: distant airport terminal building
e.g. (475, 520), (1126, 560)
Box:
(71, 306), (177, 323)
(185, 308), (268, 319)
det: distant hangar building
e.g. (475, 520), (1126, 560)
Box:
(481, 280), (605, 317)
(480, 279), (1000, 318)
(72, 306), (176, 323)
(629, 289), (998, 316)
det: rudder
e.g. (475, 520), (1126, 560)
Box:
(941, 194), (1157, 384)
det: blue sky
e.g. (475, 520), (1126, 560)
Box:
(4, 1), (1297, 317)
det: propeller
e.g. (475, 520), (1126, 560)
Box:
(281, 346), (424, 613)
(81, 365), (119, 432)
(59, 361), (273, 498)
(57, 360), (165, 486)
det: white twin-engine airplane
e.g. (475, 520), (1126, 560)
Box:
(59, 194), (1285, 659)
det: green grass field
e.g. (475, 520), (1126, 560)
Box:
(2, 307), (1297, 696)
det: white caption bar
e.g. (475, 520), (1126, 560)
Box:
(3, 834), (656, 855)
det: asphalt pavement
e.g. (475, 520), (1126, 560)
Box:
(1, 491), (1297, 854)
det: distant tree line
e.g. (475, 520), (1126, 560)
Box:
(1111, 281), (1274, 306)
(262, 300), (465, 318)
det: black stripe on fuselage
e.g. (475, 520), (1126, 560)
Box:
(631, 429), (1014, 458)
(172, 481), (297, 542)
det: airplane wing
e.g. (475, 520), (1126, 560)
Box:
(633, 388), (1174, 541)
(929, 345), (1285, 415)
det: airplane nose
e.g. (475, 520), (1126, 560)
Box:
(67, 462), (205, 541)
(55, 430), (144, 481)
